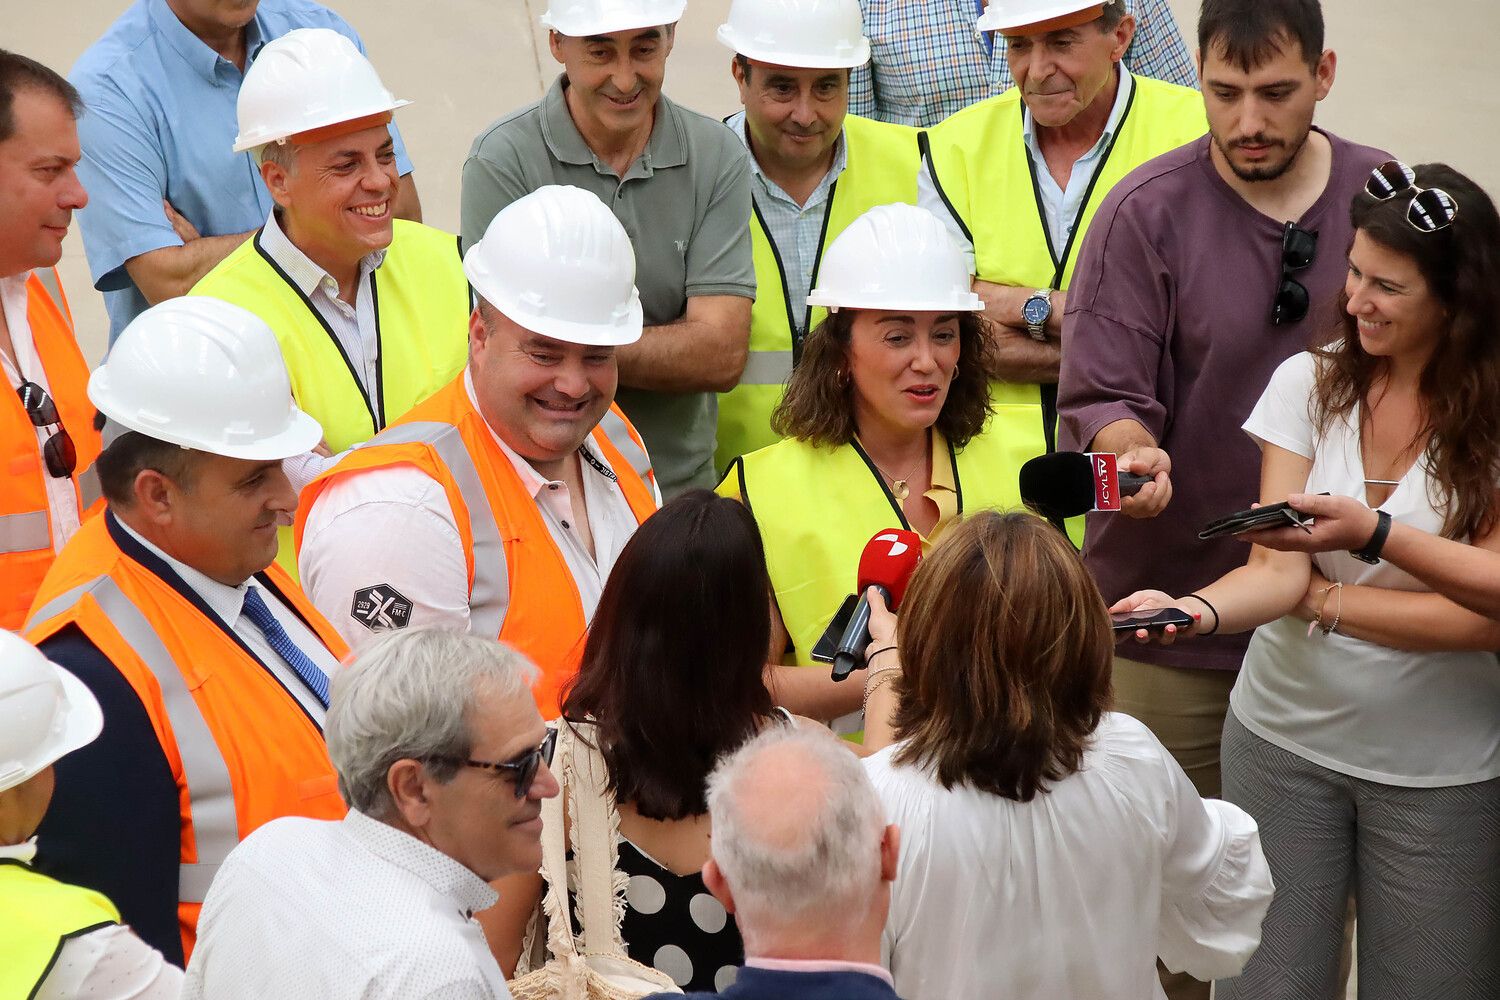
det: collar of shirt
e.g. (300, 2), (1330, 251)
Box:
(726, 110), (848, 212)
(0, 839), (38, 863)
(114, 517), (262, 629)
(462, 367), (616, 501)
(745, 957), (895, 987)
(1021, 67), (1135, 169)
(147, 0), (264, 86)
(343, 809), (497, 917)
(0, 272), (34, 385)
(260, 208), (386, 301)
(541, 74), (687, 177)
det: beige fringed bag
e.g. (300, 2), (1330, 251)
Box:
(508, 721), (683, 1000)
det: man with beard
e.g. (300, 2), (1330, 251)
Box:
(1057, 10), (1383, 996)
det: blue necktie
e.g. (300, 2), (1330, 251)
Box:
(241, 586), (330, 708)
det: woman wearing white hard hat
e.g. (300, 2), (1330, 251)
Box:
(718, 204), (1031, 724)
(0, 631), (182, 999)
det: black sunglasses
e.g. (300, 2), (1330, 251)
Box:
(432, 726), (557, 799)
(17, 381), (77, 479)
(1365, 160), (1459, 233)
(1271, 221), (1319, 326)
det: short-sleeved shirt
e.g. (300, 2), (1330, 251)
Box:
(1057, 130), (1389, 672)
(69, 0), (413, 342)
(460, 76), (756, 496)
(1233, 352), (1500, 787)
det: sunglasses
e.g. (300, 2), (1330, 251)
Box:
(432, 726), (557, 799)
(1365, 160), (1459, 233)
(17, 381), (77, 479)
(1271, 221), (1319, 326)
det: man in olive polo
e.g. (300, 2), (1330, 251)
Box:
(461, 0), (755, 497)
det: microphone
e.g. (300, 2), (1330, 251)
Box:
(1019, 452), (1152, 520)
(831, 529), (923, 682)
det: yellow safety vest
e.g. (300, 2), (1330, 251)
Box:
(714, 114), (921, 474)
(0, 860), (121, 998)
(190, 219), (471, 575)
(922, 72), (1204, 544)
(718, 426), (1031, 667)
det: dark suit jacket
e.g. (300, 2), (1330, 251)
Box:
(651, 966), (903, 1000)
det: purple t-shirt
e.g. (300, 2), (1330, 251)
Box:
(1058, 130), (1388, 672)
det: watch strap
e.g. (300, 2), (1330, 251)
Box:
(1350, 509), (1392, 564)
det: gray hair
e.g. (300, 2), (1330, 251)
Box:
(326, 629), (538, 818)
(254, 139), (298, 171)
(707, 726), (886, 927)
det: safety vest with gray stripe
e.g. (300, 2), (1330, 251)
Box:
(25, 513), (347, 959)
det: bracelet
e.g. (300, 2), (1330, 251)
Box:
(1184, 593), (1219, 636)
(868, 645), (899, 664)
(1320, 582), (1343, 636)
(862, 669), (901, 711)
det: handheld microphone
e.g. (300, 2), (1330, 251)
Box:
(831, 529), (923, 682)
(1019, 452), (1152, 521)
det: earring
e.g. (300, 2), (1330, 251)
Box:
(952, 364), (960, 378)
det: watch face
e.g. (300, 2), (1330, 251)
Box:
(1023, 295), (1051, 326)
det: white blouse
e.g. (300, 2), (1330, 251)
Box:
(864, 713), (1273, 1000)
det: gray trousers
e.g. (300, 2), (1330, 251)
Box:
(1215, 711), (1500, 1000)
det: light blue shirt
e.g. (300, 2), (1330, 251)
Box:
(70, 0), (413, 342)
(727, 111), (847, 336)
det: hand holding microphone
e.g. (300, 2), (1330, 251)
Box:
(1019, 451), (1162, 521)
(830, 529), (922, 681)
(1116, 447), (1172, 518)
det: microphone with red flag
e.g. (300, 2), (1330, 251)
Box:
(830, 529), (923, 682)
(1019, 451), (1153, 521)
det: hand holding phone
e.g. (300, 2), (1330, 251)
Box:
(1109, 607), (1197, 634)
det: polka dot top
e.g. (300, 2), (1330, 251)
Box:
(612, 836), (744, 992)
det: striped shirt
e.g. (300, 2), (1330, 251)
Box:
(850, 0), (1196, 128)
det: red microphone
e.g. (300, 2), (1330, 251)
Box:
(832, 529), (923, 681)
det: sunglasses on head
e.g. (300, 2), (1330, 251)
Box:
(1365, 160), (1459, 233)
(16, 381), (77, 479)
(1271, 221), (1319, 326)
(431, 726), (557, 799)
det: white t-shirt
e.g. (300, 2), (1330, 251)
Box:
(866, 713), (1273, 1000)
(1235, 351), (1500, 786)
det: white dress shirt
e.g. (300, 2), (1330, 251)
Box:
(1, 272), (83, 554)
(299, 369), (656, 650)
(181, 810), (512, 1000)
(117, 519), (340, 720)
(0, 843), (183, 1000)
(866, 712), (1274, 1000)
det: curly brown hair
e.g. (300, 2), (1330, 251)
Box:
(1313, 163), (1500, 540)
(890, 511), (1113, 802)
(770, 310), (997, 448)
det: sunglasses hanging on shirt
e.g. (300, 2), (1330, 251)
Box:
(1364, 160), (1460, 233)
(1271, 221), (1319, 326)
(16, 380), (77, 479)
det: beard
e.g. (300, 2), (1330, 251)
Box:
(1209, 126), (1311, 183)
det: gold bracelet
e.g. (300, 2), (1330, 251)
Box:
(1320, 582), (1344, 636)
(862, 670), (901, 712)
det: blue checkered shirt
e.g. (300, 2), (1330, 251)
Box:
(850, 0), (1197, 128)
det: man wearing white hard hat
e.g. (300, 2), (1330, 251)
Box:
(190, 28), (470, 575)
(919, 0), (1204, 539)
(713, 0), (922, 471)
(24, 297), (349, 966)
(70, 0), (422, 343)
(462, 0), (755, 499)
(299, 185), (658, 721)
(0, 630), (182, 999)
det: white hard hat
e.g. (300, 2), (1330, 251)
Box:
(717, 0), (870, 69)
(464, 186), (644, 347)
(541, 0), (687, 36)
(233, 28), (411, 154)
(0, 632), (103, 794)
(808, 204), (984, 313)
(90, 298), (324, 461)
(976, 0), (1108, 34)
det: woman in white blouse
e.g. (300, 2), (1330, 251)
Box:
(859, 511), (1274, 1000)
(1117, 161), (1500, 999)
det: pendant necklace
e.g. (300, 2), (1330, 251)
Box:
(871, 453), (926, 502)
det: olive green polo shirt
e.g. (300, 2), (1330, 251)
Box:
(461, 75), (756, 496)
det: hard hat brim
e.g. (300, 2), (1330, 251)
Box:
(232, 98), (413, 154)
(0, 664), (104, 794)
(542, 1), (687, 37)
(490, 296), (646, 348)
(977, 1), (1106, 34)
(717, 26), (872, 69)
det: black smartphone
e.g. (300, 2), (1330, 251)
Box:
(810, 594), (859, 663)
(1110, 607), (1196, 634)
(1198, 499), (1317, 540)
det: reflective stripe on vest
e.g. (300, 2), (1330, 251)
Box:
(33, 267), (65, 314)
(598, 408), (653, 484)
(0, 510), (50, 554)
(26, 577), (238, 905)
(738, 350), (795, 387)
(78, 464), (102, 510)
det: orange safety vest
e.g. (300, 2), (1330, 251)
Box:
(2, 269), (103, 629)
(295, 376), (658, 717)
(24, 512), (349, 960)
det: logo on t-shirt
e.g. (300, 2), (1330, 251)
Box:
(351, 585), (413, 631)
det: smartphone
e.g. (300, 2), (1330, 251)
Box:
(1198, 499), (1315, 540)
(1110, 607), (1196, 634)
(810, 594), (859, 663)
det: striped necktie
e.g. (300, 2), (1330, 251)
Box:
(240, 586), (331, 708)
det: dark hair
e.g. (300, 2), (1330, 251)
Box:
(891, 511), (1112, 802)
(734, 52), (850, 86)
(771, 310), (996, 448)
(1098, 0), (1129, 30)
(1197, 0), (1324, 72)
(97, 432), (199, 506)
(1313, 162), (1500, 541)
(0, 50), (82, 144)
(562, 490), (776, 820)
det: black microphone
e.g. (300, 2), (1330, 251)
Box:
(1019, 452), (1152, 520)
(832, 584), (890, 681)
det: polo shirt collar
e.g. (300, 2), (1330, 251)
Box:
(148, 0), (261, 86)
(541, 74), (687, 176)
(343, 810), (498, 917)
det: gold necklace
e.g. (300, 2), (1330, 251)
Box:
(870, 453), (926, 501)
